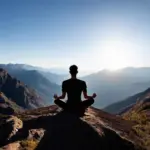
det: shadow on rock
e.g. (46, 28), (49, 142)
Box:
(36, 112), (105, 150)
(0, 106), (14, 115)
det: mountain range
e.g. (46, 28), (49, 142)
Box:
(1, 63), (150, 109)
(0, 64), (62, 105)
(0, 64), (66, 85)
(82, 67), (150, 108)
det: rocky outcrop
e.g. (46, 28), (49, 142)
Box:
(0, 106), (145, 150)
(0, 116), (23, 146)
(2, 142), (20, 150)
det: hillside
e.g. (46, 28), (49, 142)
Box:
(8, 69), (60, 104)
(103, 86), (150, 149)
(104, 88), (150, 114)
(122, 94), (150, 149)
(0, 68), (45, 109)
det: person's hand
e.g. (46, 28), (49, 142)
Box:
(54, 94), (58, 100)
(92, 93), (97, 98)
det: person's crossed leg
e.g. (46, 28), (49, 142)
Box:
(54, 98), (94, 115)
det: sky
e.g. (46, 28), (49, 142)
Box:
(0, 0), (150, 73)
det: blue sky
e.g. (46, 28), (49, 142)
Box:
(0, 0), (150, 72)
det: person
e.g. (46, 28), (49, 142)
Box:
(54, 65), (97, 115)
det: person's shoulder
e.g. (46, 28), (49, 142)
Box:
(62, 79), (71, 84)
(62, 79), (68, 83)
(77, 79), (86, 84)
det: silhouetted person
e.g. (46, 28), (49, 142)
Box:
(54, 65), (96, 115)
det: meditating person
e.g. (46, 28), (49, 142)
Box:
(54, 65), (96, 115)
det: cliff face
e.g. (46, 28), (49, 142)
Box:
(0, 68), (45, 109)
(0, 105), (145, 150)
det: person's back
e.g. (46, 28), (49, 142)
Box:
(62, 78), (87, 105)
(54, 65), (96, 116)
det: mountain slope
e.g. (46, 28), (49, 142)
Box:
(0, 68), (45, 109)
(0, 65), (61, 104)
(8, 69), (60, 104)
(104, 88), (150, 114)
(82, 68), (150, 108)
(122, 93), (150, 149)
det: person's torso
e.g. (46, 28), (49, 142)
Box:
(64, 78), (84, 104)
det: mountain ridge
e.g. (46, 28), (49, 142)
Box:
(0, 66), (61, 104)
(104, 88), (150, 114)
(2, 63), (150, 108)
(0, 68), (45, 109)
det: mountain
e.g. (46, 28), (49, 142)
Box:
(0, 105), (145, 150)
(104, 88), (150, 114)
(40, 71), (67, 85)
(82, 67), (150, 108)
(0, 64), (61, 104)
(5, 69), (60, 104)
(0, 64), (66, 85)
(2, 63), (150, 109)
(0, 68), (45, 109)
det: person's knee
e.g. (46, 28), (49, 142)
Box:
(54, 99), (60, 105)
(90, 98), (95, 105)
(85, 98), (95, 105)
(82, 98), (94, 108)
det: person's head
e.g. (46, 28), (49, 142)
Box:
(69, 65), (78, 76)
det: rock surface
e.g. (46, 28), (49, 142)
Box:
(0, 105), (146, 150)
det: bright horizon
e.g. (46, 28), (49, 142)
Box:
(1, 0), (150, 72)
(5, 63), (150, 77)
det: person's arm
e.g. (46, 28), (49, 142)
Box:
(83, 92), (93, 99)
(54, 81), (66, 100)
(57, 92), (66, 99)
(82, 81), (97, 99)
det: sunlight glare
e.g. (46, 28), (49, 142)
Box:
(99, 38), (132, 70)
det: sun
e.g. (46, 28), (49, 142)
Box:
(101, 49), (128, 70)
(99, 39), (131, 70)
